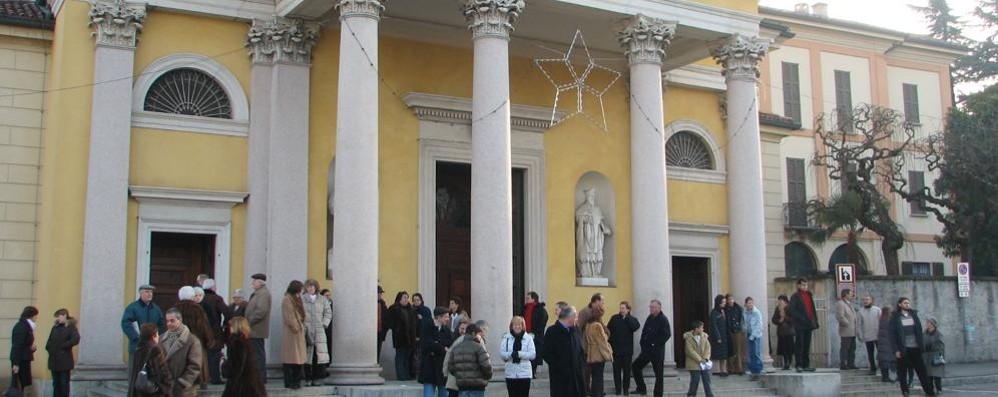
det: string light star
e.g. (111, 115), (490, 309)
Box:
(534, 30), (622, 132)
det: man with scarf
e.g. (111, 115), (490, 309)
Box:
(789, 278), (818, 372)
(522, 291), (548, 378)
(161, 307), (204, 397)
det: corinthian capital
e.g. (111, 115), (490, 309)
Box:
(710, 34), (771, 81)
(88, 0), (146, 48)
(246, 17), (321, 65)
(336, 0), (385, 20)
(463, 0), (525, 40)
(616, 15), (676, 66)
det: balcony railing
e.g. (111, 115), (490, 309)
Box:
(783, 202), (820, 231)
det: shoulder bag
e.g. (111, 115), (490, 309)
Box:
(134, 358), (159, 394)
(3, 372), (23, 397)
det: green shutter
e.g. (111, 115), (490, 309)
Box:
(903, 83), (920, 124)
(782, 62), (802, 123)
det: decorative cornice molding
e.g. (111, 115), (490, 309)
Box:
(462, 0), (525, 40)
(616, 14), (676, 66)
(669, 222), (730, 236)
(129, 185), (248, 206)
(402, 92), (563, 133)
(88, 0), (146, 48)
(710, 33), (771, 82)
(246, 17), (320, 65)
(335, 0), (384, 20)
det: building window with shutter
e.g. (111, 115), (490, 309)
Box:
(782, 62), (802, 123)
(834, 70), (853, 132)
(902, 261), (932, 277)
(908, 170), (927, 215)
(903, 83), (920, 124)
(785, 158), (809, 228)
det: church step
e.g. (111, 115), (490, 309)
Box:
(101, 381), (342, 397)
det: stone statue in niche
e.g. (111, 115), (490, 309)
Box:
(326, 193), (334, 279)
(576, 188), (612, 279)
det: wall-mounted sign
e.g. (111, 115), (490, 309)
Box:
(957, 262), (971, 298)
(835, 263), (856, 298)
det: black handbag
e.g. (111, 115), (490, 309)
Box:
(3, 373), (22, 397)
(134, 361), (159, 394)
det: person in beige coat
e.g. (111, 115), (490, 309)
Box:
(244, 273), (271, 382)
(584, 306), (613, 397)
(282, 280), (307, 389)
(161, 308), (204, 397)
(302, 278), (332, 385)
(835, 289), (857, 370)
(684, 321), (713, 397)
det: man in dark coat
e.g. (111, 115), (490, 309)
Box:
(888, 297), (935, 396)
(543, 305), (585, 397)
(631, 300), (671, 397)
(788, 278), (818, 372)
(522, 291), (549, 378)
(607, 301), (640, 395)
(418, 307), (454, 395)
(201, 279), (232, 384)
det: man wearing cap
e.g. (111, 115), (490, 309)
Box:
(201, 279), (232, 384)
(245, 273), (272, 382)
(121, 284), (166, 383)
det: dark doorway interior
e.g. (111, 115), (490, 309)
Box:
(435, 162), (524, 316)
(671, 256), (710, 369)
(149, 232), (215, 310)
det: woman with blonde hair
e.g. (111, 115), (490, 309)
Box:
(282, 280), (307, 389)
(222, 317), (265, 397)
(499, 316), (536, 397)
(584, 306), (613, 397)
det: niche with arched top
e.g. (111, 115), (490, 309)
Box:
(574, 171), (616, 287)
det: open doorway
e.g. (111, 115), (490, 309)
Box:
(434, 162), (524, 315)
(672, 256), (711, 369)
(149, 231), (216, 310)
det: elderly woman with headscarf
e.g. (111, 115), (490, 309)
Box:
(173, 286), (214, 387)
(922, 317), (945, 395)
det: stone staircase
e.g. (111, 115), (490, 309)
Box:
(86, 371), (777, 397)
(839, 369), (897, 396)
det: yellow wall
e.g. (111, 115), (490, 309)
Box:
(34, 0), (95, 378)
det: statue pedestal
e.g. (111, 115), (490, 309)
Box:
(577, 277), (609, 287)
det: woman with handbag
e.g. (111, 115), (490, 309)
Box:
(583, 306), (613, 397)
(222, 317), (266, 397)
(129, 323), (172, 397)
(9, 306), (39, 397)
(922, 318), (945, 395)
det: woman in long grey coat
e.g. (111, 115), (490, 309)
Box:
(922, 318), (945, 394)
(302, 279), (332, 386)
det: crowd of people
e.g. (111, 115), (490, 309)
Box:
(774, 278), (947, 397)
(5, 274), (949, 397)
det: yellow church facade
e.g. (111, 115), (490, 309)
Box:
(9, 0), (789, 389)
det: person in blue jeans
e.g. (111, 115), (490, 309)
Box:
(742, 297), (765, 380)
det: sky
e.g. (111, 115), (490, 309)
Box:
(758, 0), (991, 95)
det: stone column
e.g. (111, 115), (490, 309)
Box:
(711, 34), (773, 365)
(463, 0), (523, 368)
(327, 0), (385, 385)
(617, 15), (677, 367)
(246, 16), (319, 369)
(78, 0), (145, 371)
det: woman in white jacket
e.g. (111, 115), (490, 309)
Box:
(499, 316), (536, 397)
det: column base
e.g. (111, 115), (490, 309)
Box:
(327, 364), (385, 385)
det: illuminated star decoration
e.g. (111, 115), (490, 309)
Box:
(534, 30), (622, 132)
